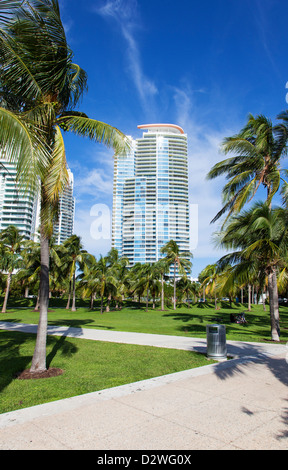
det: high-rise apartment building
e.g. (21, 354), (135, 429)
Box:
(53, 168), (75, 244)
(0, 159), (75, 244)
(0, 160), (39, 239)
(112, 124), (190, 270)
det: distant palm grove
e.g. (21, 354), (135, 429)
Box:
(1, 1), (288, 378)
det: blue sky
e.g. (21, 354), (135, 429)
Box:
(58, 0), (288, 277)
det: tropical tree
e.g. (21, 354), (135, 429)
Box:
(215, 202), (288, 341)
(0, 1), (127, 372)
(93, 255), (118, 314)
(60, 235), (92, 311)
(132, 263), (158, 312)
(0, 225), (24, 312)
(79, 254), (98, 310)
(198, 263), (220, 310)
(207, 114), (287, 224)
(105, 249), (129, 309)
(176, 276), (199, 306)
(154, 259), (170, 311)
(160, 240), (192, 310)
(129, 263), (145, 306)
(17, 239), (41, 309)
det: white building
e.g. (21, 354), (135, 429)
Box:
(112, 124), (190, 271)
(53, 168), (75, 244)
(0, 160), (75, 244)
(0, 160), (39, 239)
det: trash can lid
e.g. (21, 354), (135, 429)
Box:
(206, 324), (226, 331)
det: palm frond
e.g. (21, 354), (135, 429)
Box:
(43, 125), (69, 203)
(0, 106), (50, 191)
(57, 115), (129, 155)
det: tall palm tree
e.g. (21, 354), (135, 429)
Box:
(176, 276), (199, 307)
(132, 263), (157, 312)
(61, 235), (92, 312)
(79, 254), (98, 310)
(0, 225), (24, 312)
(93, 255), (118, 314)
(215, 202), (288, 341)
(207, 114), (287, 224)
(199, 263), (220, 310)
(17, 239), (41, 309)
(0, 1), (128, 372)
(154, 259), (170, 311)
(105, 248), (129, 310)
(160, 240), (192, 310)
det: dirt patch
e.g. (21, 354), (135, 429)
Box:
(15, 368), (64, 380)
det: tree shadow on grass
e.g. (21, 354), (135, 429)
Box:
(0, 328), (79, 394)
(46, 334), (78, 369)
(47, 319), (115, 331)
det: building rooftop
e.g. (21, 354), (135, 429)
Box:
(137, 124), (185, 135)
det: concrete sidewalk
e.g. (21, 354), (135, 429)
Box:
(0, 322), (287, 450)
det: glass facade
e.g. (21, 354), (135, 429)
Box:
(112, 124), (190, 272)
(0, 160), (75, 244)
(0, 160), (39, 239)
(53, 168), (75, 244)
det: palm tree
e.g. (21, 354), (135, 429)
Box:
(61, 235), (92, 311)
(215, 202), (288, 341)
(0, 225), (24, 313)
(17, 239), (41, 310)
(93, 255), (118, 314)
(176, 276), (198, 307)
(133, 263), (157, 312)
(199, 263), (220, 310)
(160, 240), (192, 310)
(0, 1), (128, 372)
(154, 259), (170, 311)
(207, 114), (287, 224)
(79, 254), (98, 309)
(129, 263), (145, 306)
(105, 248), (129, 309)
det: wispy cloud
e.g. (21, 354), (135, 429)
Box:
(172, 85), (240, 261)
(74, 167), (113, 199)
(96, 0), (158, 112)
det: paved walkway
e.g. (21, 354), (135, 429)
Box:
(0, 322), (288, 450)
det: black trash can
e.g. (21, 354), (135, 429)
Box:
(206, 324), (227, 360)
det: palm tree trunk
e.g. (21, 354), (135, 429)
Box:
(248, 284), (251, 311)
(106, 294), (111, 312)
(30, 230), (49, 373)
(161, 274), (164, 311)
(173, 263), (176, 310)
(34, 289), (40, 311)
(268, 270), (280, 341)
(100, 296), (104, 314)
(66, 280), (71, 309)
(262, 287), (266, 311)
(146, 289), (149, 312)
(2, 271), (12, 313)
(71, 271), (76, 311)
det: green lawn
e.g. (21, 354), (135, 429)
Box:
(2, 298), (288, 343)
(1, 298), (287, 414)
(0, 329), (212, 414)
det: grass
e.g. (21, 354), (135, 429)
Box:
(1, 298), (287, 414)
(0, 329), (212, 414)
(2, 297), (288, 343)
